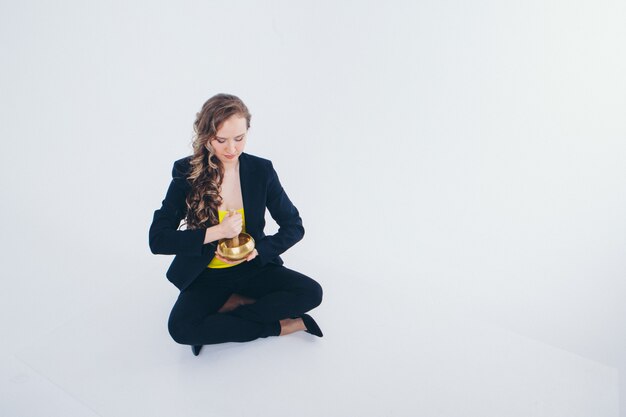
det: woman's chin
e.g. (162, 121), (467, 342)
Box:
(222, 154), (239, 162)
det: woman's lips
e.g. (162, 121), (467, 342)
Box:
(225, 154), (236, 159)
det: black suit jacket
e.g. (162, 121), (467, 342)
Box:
(149, 152), (304, 291)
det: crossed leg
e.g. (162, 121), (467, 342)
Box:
(167, 264), (323, 345)
(217, 294), (307, 335)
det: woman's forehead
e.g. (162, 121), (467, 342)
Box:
(216, 115), (247, 136)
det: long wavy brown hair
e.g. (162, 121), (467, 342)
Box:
(182, 93), (251, 230)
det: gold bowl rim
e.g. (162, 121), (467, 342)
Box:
(216, 233), (255, 261)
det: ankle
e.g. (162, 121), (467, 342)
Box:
(279, 318), (306, 336)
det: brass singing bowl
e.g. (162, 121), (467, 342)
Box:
(216, 232), (255, 261)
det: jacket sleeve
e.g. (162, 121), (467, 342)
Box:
(254, 161), (305, 266)
(148, 160), (218, 256)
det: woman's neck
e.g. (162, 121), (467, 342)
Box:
(223, 159), (240, 175)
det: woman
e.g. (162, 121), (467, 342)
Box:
(149, 93), (323, 356)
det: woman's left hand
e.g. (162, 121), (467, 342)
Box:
(244, 249), (258, 262)
(214, 249), (258, 264)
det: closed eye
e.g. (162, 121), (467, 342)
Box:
(216, 135), (245, 144)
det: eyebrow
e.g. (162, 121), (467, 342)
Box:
(216, 133), (246, 140)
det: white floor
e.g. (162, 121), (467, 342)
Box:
(1, 257), (618, 417)
(1, 1), (624, 415)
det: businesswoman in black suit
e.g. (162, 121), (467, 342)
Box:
(149, 93), (323, 356)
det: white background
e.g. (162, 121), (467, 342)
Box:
(1, 1), (625, 416)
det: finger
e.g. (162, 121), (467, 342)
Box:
(214, 250), (245, 264)
(214, 253), (230, 263)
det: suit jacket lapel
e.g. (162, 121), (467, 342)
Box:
(239, 152), (256, 234)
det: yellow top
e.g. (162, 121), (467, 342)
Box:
(207, 208), (246, 269)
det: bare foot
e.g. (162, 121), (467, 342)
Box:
(279, 318), (307, 336)
(218, 293), (257, 313)
(237, 294), (256, 306)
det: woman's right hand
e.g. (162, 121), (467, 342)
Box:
(220, 210), (243, 239)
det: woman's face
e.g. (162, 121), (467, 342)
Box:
(210, 115), (248, 165)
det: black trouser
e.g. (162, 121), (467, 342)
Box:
(167, 260), (323, 345)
